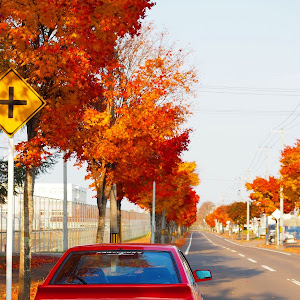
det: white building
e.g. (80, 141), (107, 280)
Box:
(34, 183), (87, 204)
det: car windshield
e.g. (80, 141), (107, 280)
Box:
(50, 250), (181, 285)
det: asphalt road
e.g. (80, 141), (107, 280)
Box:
(182, 231), (300, 300)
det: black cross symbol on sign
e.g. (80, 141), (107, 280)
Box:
(0, 87), (27, 118)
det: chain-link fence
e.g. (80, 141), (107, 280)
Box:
(0, 194), (150, 253)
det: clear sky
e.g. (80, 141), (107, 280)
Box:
(146, 0), (300, 206)
(1, 0), (300, 209)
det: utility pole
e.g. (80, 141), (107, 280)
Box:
(258, 147), (270, 179)
(229, 186), (233, 203)
(258, 147), (271, 245)
(273, 129), (285, 244)
(236, 177), (250, 240)
(63, 156), (68, 251)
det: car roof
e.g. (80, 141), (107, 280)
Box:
(66, 243), (179, 252)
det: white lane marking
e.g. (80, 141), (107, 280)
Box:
(224, 238), (291, 256)
(202, 233), (222, 248)
(185, 232), (193, 255)
(238, 254), (245, 257)
(248, 258), (257, 263)
(231, 250), (237, 253)
(261, 265), (276, 272)
(287, 279), (300, 287)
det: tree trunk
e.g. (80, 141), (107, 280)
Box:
(95, 169), (112, 243)
(165, 220), (171, 244)
(96, 196), (108, 243)
(109, 184), (118, 243)
(18, 167), (34, 300)
(117, 200), (122, 242)
(18, 116), (38, 300)
(154, 213), (162, 243)
(168, 220), (176, 244)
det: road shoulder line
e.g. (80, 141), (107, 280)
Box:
(185, 232), (193, 255)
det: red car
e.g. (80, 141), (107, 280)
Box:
(35, 243), (212, 300)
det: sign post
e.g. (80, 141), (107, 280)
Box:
(0, 68), (45, 300)
(272, 209), (280, 246)
(6, 136), (14, 300)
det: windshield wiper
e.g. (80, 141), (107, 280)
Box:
(70, 273), (87, 285)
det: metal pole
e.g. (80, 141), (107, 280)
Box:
(6, 136), (14, 300)
(151, 181), (156, 244)
(63, 157), (68, 251)
(277, 220), (280, 246)
(265, 215), (269, 245)
(161, 210), (166, 244)
(247, 199), (250, 241)
(110, 184), (118, 243)
(279, 129), (285, 245)
(279, 187), (284, 244)
(265, 149), (269, 179)
(258, 148), (270, 179)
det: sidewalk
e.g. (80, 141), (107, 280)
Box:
(212, 232), (300, 254)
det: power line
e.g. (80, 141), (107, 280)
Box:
(196, 85), (300, 97)
(276, 111), (300, 129)
(286, 119), (300, 130)
(197, 90), (300, 97)
(273, 102), (300, 129)
(198, 85), (300, 92)
(246, 101), (300, 174)
(193, 109), (299, 115)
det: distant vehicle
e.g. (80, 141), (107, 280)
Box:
(284, 234), (295, 244)
(269, 225), (276, 243)
(35, 243), (212, 300)
(232, 227), (239, 234)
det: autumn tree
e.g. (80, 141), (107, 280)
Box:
(245, 176), (295, 216)
(135, 161), (200, 243)
(205, 212), (216, 228)
(38, 24), (197, 243)
(205, 205), (231, 229)
(227, 201), (247, 230)
(280, 139), (300, 209)
(0, 1), (154, 298)
(195, 201), (215, 227)
(227, 201), (262, 226)
(111, 125), (199, 242)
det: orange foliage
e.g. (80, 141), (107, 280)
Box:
(0, 280), (43, 300)
(246, 176), (295, 215)
(205, 205), (231, 227)
(124, 159), (200, 227)
(0, 255), (60, 299)
(0, 0), (154, 166)
(0, 255), (60, 271)
(280, 140), (300, 208)
(38, 25), (198, 225)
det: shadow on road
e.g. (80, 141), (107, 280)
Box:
(200, 287), (290, 300)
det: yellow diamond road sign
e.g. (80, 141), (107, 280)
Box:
(0, 68), (46, 137)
